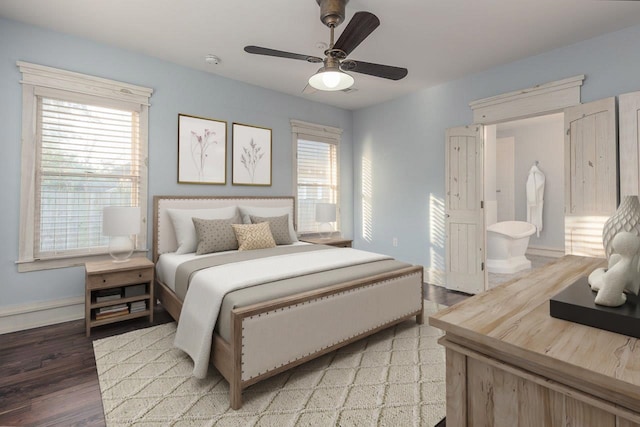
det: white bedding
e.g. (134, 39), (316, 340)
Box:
(172, 247), (391, 378)
(156, 242), (311, 291)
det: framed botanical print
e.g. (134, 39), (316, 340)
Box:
(178, 114), (227, 184)
(232, 122), (272, 186)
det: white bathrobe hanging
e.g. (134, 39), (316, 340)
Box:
(526, 164), (545, 237)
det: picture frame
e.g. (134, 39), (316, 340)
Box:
(232, 122), (272, 186)
(177, 113), (227, 184)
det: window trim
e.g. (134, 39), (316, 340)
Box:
(17, 61), (153, 272)
(291, 119), (342, 236)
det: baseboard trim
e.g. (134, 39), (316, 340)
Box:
(424, 267), (446, 287)
(0, 296), (84, 335)
(527, 245), (565, 258)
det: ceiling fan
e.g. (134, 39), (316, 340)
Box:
(244, 0), (408, 92)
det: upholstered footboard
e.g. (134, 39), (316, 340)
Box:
(210, 265), (424, 409)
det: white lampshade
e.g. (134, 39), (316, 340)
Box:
(103, 206), (140, 262)
(103, 206), (141, 236)
(308, 68), (354, 91)
(316, 203), (337, 223)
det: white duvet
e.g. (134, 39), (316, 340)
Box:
(173, 247), (391, 378)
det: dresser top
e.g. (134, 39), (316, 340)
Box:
(429, 255), (640, 411)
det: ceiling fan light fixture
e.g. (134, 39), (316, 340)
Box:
(308, 68), (354, 91)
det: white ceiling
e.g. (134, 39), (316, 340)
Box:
(2, 0), (640, 110)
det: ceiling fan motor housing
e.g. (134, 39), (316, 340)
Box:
(317, 0), (348, 27)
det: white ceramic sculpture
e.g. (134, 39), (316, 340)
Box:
(588, 232), (640, 307)
(602, 195), (640, 259)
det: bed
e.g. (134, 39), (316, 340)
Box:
(152, 195), (424, 409)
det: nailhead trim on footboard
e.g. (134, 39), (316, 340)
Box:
(239, 270), (422, 382)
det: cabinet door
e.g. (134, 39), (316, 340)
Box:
(445, 125), (485, 294)
(564, 97), (617, 257)
(619, 91), (640, 197)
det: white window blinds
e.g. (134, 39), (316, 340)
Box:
(292, 120), (342, 235)
(35, 97), (141, 257)
(296, 138), (339, 233)
(18, 61), (152, 271)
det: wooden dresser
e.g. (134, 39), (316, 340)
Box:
(429, 255), (640, 426)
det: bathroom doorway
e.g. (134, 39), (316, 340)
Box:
(485, 113), (565, 287)
(445, 76), (617, 293)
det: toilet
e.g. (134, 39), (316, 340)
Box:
(485, 201), (536, 274)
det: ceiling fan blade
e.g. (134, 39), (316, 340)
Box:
(244, 46), (323, 63)
(343, 60), (408, 80)
(302, 84), (317, 95)
(332, 11), (380, 56)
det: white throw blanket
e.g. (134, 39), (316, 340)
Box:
(174, 248), (391, 378)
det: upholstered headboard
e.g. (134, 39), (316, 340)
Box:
(152, 195), (296, 261)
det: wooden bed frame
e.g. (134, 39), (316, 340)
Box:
(152, 195), (424, 409)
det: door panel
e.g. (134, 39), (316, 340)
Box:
(564, 97), (617, 257)
(619, 90), (640, 197)
(445, 125), (485, 294)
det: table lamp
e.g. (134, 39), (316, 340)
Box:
(103, 206), (140, 262)
(315, 203), (336, 239)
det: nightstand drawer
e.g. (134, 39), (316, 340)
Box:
(332, 242), (351, 248)
(87, 268), (153, 289)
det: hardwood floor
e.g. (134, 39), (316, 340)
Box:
(0, 307), (173, 427)
(423, 282), (471, 306)
(0, 284), (467, 426)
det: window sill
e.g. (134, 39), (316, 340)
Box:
(16, 250), (149, 272)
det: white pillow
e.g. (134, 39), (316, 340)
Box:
(167, 206), (238, 254)
(238, 205), (298, 242)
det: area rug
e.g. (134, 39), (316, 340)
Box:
(93, 301), (446, 427)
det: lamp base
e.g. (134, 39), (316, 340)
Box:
(318, 222), (333, 240)
(108, 236), (134, 262)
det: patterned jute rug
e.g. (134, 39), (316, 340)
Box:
(93, 301), (446, 426)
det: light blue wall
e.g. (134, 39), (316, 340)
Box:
(0, 17), (353, 308)
(353, 24), (640, 276)
(4, 16), (640, 311)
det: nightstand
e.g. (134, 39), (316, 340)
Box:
(85, 257), (154, 337)
(300, 236), (353, 248)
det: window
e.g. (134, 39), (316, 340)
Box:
(17, 62), (152, 271)
(291, 120), (342, 235)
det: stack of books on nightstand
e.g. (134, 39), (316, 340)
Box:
(129, 301), (147, 314)
(95, 303), (129, 320)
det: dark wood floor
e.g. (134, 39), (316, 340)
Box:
(0, 284), (468, 427)
(423, 282), (470, 306)
(0, 307), (174, 427)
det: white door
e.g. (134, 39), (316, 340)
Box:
(445, 125), (485, 294)
(619, 90), (640, 197)
(496, 137), (515, 221)
(564, 97), (617, 257)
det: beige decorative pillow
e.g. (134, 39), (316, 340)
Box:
(192, 215), (241, 255)
(167, 206), (238, 254)
(231, 222), (276, 251)
(238, 205), (298, 242)
(249, 214), (293, 245)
